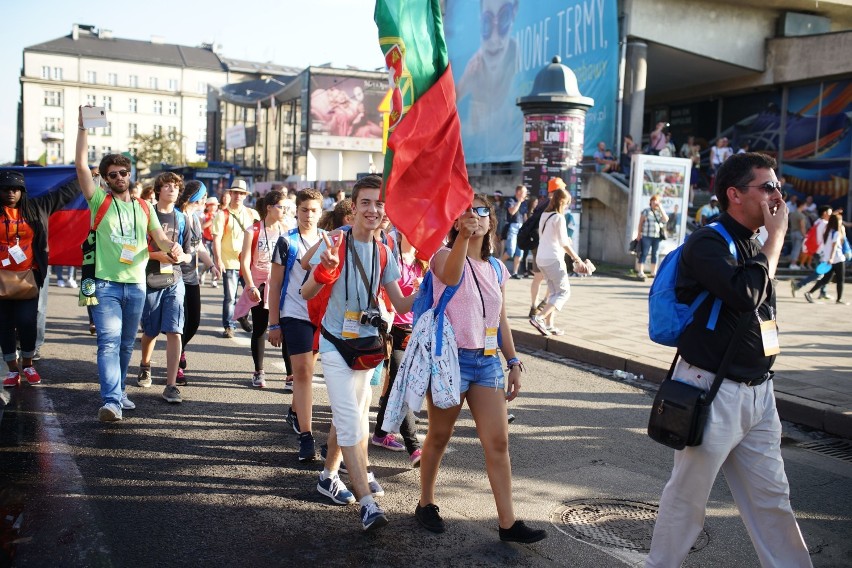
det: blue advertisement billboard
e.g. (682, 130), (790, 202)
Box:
(444, 0), (619, 164)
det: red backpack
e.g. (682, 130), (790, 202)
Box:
(240, 220), (262, 280)
(804, 223), (819, 254)
(92, 193), (151, 230)
(307, 233), (390, 350)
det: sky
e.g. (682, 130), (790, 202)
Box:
(2, 0), (387, 164)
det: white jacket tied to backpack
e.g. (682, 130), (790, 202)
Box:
(381, 307), (460, 433)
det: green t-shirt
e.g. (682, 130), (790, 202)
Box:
(88, 191), (161, 283)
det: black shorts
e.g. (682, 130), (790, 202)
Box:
(281, 317), (317, 356)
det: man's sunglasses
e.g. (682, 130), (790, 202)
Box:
(106, 169), (130, 180)
(470, 206), (491, 218)
(737, 181), (782, 194)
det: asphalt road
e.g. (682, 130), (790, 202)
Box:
(1, 286), (851, 567)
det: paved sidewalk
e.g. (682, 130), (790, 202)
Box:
(503, 273), (852, 439)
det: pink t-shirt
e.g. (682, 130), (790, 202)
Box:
(431, 248), (509, 349)
(395, 258), (424, 325)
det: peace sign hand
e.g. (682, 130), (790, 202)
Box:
(320, 232), (340, 271)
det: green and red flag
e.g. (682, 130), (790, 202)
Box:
(375, 0), (472, 258)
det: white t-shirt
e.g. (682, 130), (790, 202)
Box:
(535, 212), (571, 267)
(283, 232), (320, 321)
(819, 229), (845, 265)
(310, 236), (400, 353)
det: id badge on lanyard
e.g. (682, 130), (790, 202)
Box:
(342, 310), (361, 338)
(119, 244), (136, 264)
(756, 308), (780, 356)
(484, 327), (498, 356)
(8, 242), (26, 264)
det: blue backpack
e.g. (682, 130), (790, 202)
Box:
(648, 222), (736, 347)
(411, 256), (504, 355)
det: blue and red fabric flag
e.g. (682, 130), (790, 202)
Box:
(6, 166), (87, 266)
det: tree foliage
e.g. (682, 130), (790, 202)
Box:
(129, 132), (185, 173)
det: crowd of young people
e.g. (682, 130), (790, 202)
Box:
(3, 121), (548, 541)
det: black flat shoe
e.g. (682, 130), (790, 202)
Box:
(499, 520), (547, 543)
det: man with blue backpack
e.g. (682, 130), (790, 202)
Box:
(647, 153), (812, 567)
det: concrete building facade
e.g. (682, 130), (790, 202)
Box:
(18, 24), (233, 168)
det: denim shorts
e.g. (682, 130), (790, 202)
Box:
(458, 348), (504, 393)
(141, 280), (185, 336)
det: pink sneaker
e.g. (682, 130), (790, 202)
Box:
(176, 367), (186, 386)
(3, 371), (20, 387)
(370, 434), (405, 452)
(22, 367), (41, 385)
(409, 448), (422, 468)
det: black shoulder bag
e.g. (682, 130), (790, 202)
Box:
(321, 233), (387, 370)
(647, 312), (750, 450)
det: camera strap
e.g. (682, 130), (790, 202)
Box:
(347, 231), (379, 310)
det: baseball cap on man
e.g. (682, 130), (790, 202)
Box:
(709, 195), (719, 202)
(547, 177), (566, 193)
(229, 179), (249, 193)
(0, 171), (26, 191)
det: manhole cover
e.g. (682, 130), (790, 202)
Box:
(552, 499), (709, 552)
(798, 439), (852, 463)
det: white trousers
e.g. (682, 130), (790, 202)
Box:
(321, 348), (373, 447)
(646, 360), (812, 568)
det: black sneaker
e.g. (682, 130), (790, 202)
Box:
(298, 432), (316, 462)
(415, 502), (446, 533)
(237, 316), (253, 333)
(286, 407), (301, 434)
(498, 520), (547, 543)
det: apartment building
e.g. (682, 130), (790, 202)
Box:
(18, 24), (227, 166)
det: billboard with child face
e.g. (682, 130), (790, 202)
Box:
(444, 0), (619, 164)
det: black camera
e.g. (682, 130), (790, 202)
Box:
(360, 308), (388, 333)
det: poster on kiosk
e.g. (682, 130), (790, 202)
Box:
(627, 155), (692, 258)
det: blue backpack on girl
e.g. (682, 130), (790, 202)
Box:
(411, 256), (503, 355)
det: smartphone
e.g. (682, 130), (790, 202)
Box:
(81, 106), (108, 128)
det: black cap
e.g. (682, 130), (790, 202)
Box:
(0, 171), (26, 191)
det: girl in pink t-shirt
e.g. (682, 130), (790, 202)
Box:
(415, 193), (547, 544)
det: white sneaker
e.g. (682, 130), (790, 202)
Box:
(120, 392), (136, 410)
(56, 280), (66, 288)
(67, 279), (79, 288)
(789, 264), (801, 270)
(252, 371), (266, 388)
(98, 402), (123, 422)
(211, 280), (219, 288)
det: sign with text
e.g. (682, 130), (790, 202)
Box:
(309, 74), (386, 152)
(445, 0), (618, 164)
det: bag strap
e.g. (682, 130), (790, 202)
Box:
(350, 233), (385, 310)
(92, 193), (113, 230)
(666, 311), (751, 404)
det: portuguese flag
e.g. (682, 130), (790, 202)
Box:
(375, 0), (472, 258)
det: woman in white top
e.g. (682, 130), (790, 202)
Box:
(529, 189), (592, 336)
(804, 213), (846, 304)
